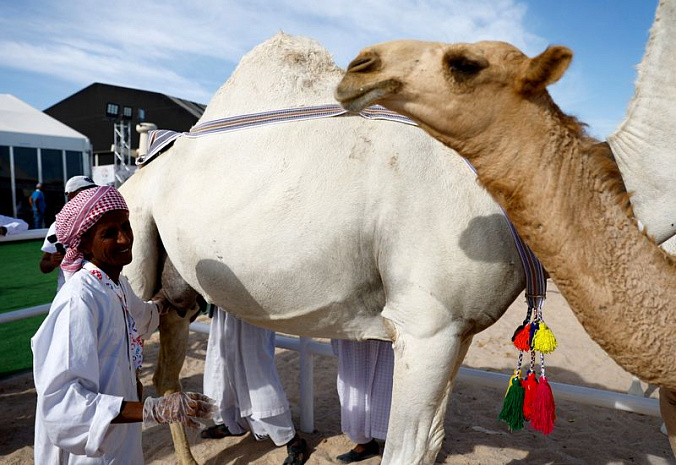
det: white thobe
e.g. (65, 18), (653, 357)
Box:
(32, 265), (160, 464)
(331, 339), (394, 444)
(0, 214), (28, 235)
(41, 222), (66, 291)
(203, 309), (295, 446)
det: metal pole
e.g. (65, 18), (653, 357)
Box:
(9, 146), (16, 218)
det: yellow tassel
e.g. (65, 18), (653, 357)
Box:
(532, 322), (557, 353)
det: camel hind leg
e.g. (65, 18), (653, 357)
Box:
(659, 387), (676, 459)
(380, 302), (474, 465)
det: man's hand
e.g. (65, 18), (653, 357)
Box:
(151, 290), (171, 316)
(143, 392), (215, 428)
(49, 252), (64, 266)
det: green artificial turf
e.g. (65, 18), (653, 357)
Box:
(0, 240), (57, 376)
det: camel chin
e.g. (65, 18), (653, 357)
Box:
(335, 79), (400, 112)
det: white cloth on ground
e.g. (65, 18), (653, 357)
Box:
(203, 308), (295, 446)
(32, 264), (160, 464)
(0, 214), (28, 235)
(331, 339), (394, 444)
(41, 222), (66, 291)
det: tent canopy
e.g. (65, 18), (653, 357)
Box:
(0, 94), (90, 152)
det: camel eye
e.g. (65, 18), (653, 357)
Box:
(445, 53), (488, 79)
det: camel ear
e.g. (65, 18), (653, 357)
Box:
(517, 46), (572, 95)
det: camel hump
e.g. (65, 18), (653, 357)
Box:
(202, 33), (344, 121)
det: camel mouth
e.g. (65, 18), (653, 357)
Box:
(335, 79), (401, 112)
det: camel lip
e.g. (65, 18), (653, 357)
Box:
(335, 79), (401, 112)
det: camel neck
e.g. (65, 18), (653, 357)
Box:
(469, 120), (676, 389)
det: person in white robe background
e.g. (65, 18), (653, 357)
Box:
(31, 186), (214, 464)
(332, 339), (394, 463)
(202, 305), (393, 465)
(202, 308), (308, 465)
(39, 175), (99, 293)
(0, 213), (28, 236)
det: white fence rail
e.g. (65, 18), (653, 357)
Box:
(2, 304), (661, 434)
(0, 228), (49, 243)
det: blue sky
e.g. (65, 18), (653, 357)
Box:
(0, 0), (657, 139)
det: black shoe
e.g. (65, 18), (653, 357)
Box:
(283, 437), (307, 465)
(200, 423), (246, 439)
(336, 439), (380, 463)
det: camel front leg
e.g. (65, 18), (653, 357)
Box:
(381, 312), (473, 465)
(659, 387), (676, 459)
(153, 308), (198, 465)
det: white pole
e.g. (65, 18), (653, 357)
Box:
(299, 336), (314, 433)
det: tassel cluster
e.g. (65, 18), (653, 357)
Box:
(499, 306), (557, 435)
(511, 319), (557, 353)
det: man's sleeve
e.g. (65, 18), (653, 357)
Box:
(33, 294), (123, 457)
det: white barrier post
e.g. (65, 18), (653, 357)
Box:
(299, 336), (314, 433)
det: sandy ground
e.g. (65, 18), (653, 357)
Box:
(1, 283), (673, 464)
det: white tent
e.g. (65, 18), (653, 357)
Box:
(0, 94), (90, 151)
(0, 94), (91, 222)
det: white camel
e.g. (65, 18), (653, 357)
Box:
(334, 2), (676, 461)
(608, 0), (676, 246)
(120, 33), (528, 465)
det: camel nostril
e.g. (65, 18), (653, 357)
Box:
(347, 53), (381, 73)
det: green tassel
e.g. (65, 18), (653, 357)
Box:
(498, 374), (525, 431)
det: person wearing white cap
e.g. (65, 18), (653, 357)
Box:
(39, 176), (98, 292)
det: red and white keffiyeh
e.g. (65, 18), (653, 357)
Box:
(55, 185), (128, 273)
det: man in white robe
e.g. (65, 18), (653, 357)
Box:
(32, 186), (213, 464)
(203, 308), (307, 464)
(331, 339), (394, 463)
(32, 264), (161, 463)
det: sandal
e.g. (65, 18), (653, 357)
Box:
(200, 423), (245, 439)
(283, 436), (308, 465)
(336, 439), (380, 463)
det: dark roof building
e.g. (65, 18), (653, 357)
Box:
(44, 83), (206, 164)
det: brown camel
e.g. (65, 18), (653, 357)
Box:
(335, 39), (676, 455)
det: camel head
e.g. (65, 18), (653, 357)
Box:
(336, 40), (574, 159)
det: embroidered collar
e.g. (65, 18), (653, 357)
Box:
(82, 261), (145, 372)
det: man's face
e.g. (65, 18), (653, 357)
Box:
(80, 210), (133, 275)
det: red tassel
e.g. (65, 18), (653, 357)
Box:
(522, 371), (538, 421)
(530, 376), (556, 434)
(513, 324), (532, 351)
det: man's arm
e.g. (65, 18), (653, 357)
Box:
(40, 252), (63, 274)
